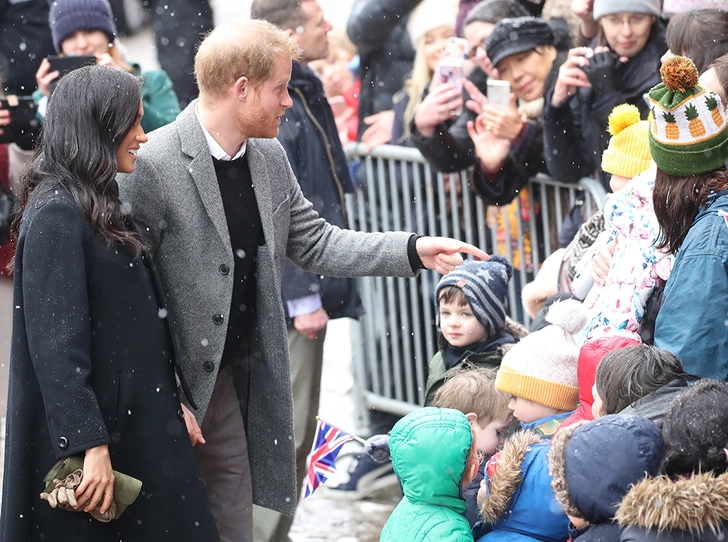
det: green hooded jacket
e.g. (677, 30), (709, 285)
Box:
(380, 407), (474, 542)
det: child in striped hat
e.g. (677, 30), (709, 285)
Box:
(425, 256), (525, 406)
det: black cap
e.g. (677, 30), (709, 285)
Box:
(485, 17), (554, 68)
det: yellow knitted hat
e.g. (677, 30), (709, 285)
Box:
(601, 104), (652, 179)
(495, 300), (586, 411)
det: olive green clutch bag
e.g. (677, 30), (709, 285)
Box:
(42, 455), (143, 520)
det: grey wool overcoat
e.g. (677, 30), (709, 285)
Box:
(117, 102), (416, 515)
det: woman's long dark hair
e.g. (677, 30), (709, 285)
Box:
(653, 167), (728, 254)
(11, 65), (145, 257)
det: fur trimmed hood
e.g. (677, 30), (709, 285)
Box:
(480, 431), (542, 524)
(479, 431), (569, 541)
(616, 472), (728, 533)
(548, 414), (663, 525)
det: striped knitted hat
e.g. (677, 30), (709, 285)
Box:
(435, 256), (512, 335)
(648, 56), (728, 176)
(495, 299), (586, 411)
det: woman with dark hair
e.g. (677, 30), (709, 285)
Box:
(649, 57), (728, 382)
(543, 0), (666, 190)
(0, 65), (218, 541)
(616, 379), (728, 541)
(661, 8), (728, 74)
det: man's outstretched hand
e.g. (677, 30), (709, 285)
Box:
(416, 237), (489, 274)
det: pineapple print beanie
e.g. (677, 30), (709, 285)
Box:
(602, 104), (651, 179)
(648, 56), (728, 176)
(494, 299), (587, 411)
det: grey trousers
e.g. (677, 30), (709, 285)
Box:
(196, 366), (254, 542)
(252, 326), (327, 542)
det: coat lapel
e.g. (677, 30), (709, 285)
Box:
(177, 103), (232, 257)
(246, 140), (275, 247)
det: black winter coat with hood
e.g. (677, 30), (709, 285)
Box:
(548, 414), (663, 542)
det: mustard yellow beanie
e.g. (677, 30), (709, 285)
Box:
(495, 299), (586, 411)
(601, 104), (652, 179)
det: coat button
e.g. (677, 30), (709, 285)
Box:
(213, 314), (224, 325)
(203, 361), (215, 372)
(219, 264), (230, 276)
(177, 408), (185, 421)
(58, 436), (68, 450)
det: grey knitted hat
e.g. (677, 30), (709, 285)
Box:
(50, 0), (117, 53)
(435, 256), (513, 334)
(593, 0), (661, 20)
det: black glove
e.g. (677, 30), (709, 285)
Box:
(581, 51), (623, 103)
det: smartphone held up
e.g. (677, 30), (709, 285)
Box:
(486, 80), (511, 107)
(436, 37), (469, 116)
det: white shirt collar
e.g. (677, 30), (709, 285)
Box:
(195, 103), (247, 161)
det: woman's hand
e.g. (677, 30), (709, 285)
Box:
(75, 444), (115, 514)
(571, 0), (599, 41)
(463, 78), (488, 116)
(551, 48), (592, 107)
(35, 58), (60, 97)
(413, 82), (464, 138)
(478, 94), (523, 141)
(96, 53), (122, 69)
(181, 403), (206, 446)
(466, 114), (512, 171)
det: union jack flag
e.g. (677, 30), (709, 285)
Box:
(303, 419), (354, 499)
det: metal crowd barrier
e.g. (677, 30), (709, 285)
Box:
(343, 143), (607, 425)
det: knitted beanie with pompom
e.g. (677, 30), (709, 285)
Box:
(601, 104), (652, 179)
(648, 56), (728, 176)
(495, 299), (586, 411)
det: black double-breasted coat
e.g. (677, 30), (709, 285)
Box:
(0, 185), (219, 541)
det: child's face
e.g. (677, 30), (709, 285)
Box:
(472, 418), (511, 456)
(508, 396), (560, 424)
(439, 299), (488, 347)
(591, 383), (605, 419)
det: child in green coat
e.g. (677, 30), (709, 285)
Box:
(380, 407), (479, 542)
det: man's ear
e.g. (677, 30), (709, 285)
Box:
(284, 27), (296, 38)
(234, 76), (249, 102)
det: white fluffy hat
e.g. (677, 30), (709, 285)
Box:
(406, 0), (459, 46)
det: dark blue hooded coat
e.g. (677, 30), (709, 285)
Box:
(548, 414), (663, 542)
